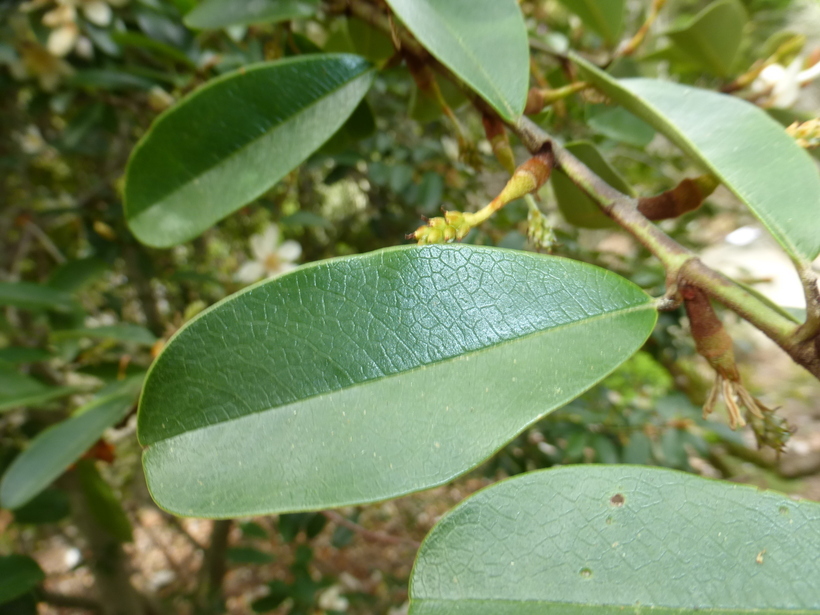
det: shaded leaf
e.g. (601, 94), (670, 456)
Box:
(666, 0), (747, 77)
(556, 0), (626, 45)
(12, 488), (71, 525)
(586, 105), (655, 147)
(51, 324), (157, 346)
(0, 382), (141, 509)
(0, 282), (75, 313)
(410, 465), (820, 614)
(0, 555), (44, 604)
(551, 141), (632, 229)
(0, 364), (77, 414)
(574, 54), (820, 262)
(0, 347), (51, 365)
(124, 54), (373, 248)
(227, 547), (275, 564)
(384, 0), (528, 120)
(139, 245), (656, 517)
(76, 459), (133, 543)
(185, 0), (319, 29)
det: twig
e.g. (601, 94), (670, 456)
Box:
(322, 510), (421, 548)
(39, 590), (102, 612)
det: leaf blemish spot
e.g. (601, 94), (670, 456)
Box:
(779, 506), (789, 515)
(580, 567), (593, 578)
(610, 493), (625, 506)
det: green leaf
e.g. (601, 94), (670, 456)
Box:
(184, 0), (318, 29)
(0, 364), (77, 414)
(555, 0), (626, 45)
(383, 0), (528, 120)
(0, 347), (51, 364)
(586, 105), (655, 147)
(76, 459), (133, 543)
(12, 488), (71, 525)
(0, 282), (75, 312)
(0, 555), (44, 604)
(666, 0), (747, 77)
(0, 384), (141, 510)
(139, 245), (656, 517)
(51, 324), (157, 346)
(574, 55), (820, 262)
(47, 257), (109, 292)
(124, 54), (374, 248)
(227, 547), (275, 564)
(409, 465), (820, 614)
(551, 141), (632, 229)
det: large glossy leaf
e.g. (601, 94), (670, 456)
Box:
(384, 0), (528, 121)
(551, 141), (632, 229)
(0, 555), (44, 604)
(0, 379), (142, 510)
(124, 54), (374, 248)
(0, 281), (74, 312)
(0, 364), (77, 413)
(410, 465), (820, 614)
(139, 245), (656, 517)
(666, 0), (747, 77)
(184, 0), (318, 29)
(574, 55), (820, 262)
(556, 0), (625, 45)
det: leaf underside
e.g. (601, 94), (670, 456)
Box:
(410, 465), (820, 614)
(574, 54), (820, 262)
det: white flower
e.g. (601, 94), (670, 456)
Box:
(235, 224), (302, 284)
(29, 0), (120, 57)
(751, 57), (802, 108)
(317, 584), (349, 612)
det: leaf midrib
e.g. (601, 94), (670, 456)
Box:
(143, 301), (654, 446)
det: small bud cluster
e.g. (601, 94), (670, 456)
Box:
(787, 119), (820, 149)
(410, 211), (474, 245)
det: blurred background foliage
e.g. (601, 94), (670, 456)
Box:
(1, 0), (819, 613)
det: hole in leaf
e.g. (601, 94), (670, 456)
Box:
(580, 567), (593, 578)
(779, 506), (789, 515)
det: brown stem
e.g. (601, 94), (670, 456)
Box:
(64, 472), (147, 615)
(322, 510), (421, 548)
(39, 590), (103, 612)
(195, 519), (232, 614)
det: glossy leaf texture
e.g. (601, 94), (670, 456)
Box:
(0, 379), (142, 510)
(666, 0), (747, 77)
(139, 245), (656, 517)
(409, 465), (820, 614)
(185, 0), (318, 29)
(0, 363), (77, 413)
(551, 141), (632, 229)
(574, 55), (820, 262)
(0, 555), (44, 604)
(124, 54), (374, 248)
(384, 0), (528, 121)
(555, 0), (625, 45)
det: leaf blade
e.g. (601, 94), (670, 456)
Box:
(384, 0), (529, 120)
(0, 381), (141, 510)
(139, 245), (656, 517)
(574, 55), (820, 262)
(409, 466), (820, 614)
(124, 54), (374, 248)
(184, 0), (319, 29)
